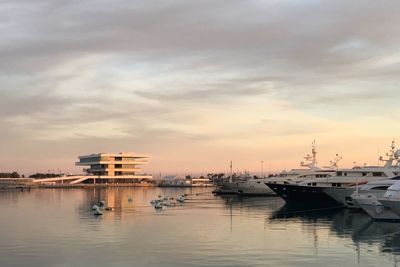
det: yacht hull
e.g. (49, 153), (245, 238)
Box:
(352, 196), (400, 220)
(378, 199), (400, 217)
(214, 180), (275, 196)
(265, 183), (342, 208)
(323, 187), (359, 209)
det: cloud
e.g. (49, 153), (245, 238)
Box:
(1, 0), (400, 172)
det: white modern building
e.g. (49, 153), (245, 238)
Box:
(32, 152), (153, 185)
(74, 152), (153, 184)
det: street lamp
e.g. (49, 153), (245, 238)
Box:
(261, 161), (264, 178)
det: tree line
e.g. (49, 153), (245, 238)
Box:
(0, 172), (22, 178)
(0, 172), (63, 178)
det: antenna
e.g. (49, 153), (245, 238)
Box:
(300, 141), (319, 170)
(379, 139), (396, 168)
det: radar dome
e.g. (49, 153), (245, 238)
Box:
(395, 149), (400, 158)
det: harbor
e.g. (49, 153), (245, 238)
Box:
(1, 186), (400, 267)
(2, 141), (400, 266)
(2, 0), (400, 266)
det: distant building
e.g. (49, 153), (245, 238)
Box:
(75, 152), (153, 184)
(159, 175), (189, 187)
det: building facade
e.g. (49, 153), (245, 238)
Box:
(74, 152), (153, 184)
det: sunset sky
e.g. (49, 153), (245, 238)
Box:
(1, 0), (400, 175)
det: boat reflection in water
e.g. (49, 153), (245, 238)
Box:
(268, 202), (400, 263)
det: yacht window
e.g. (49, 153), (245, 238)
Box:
(332, 183), (336, 187)
(257, 181), (261, 184)
(312, 183), (316, 186)
(373, 172), (383, 177)
(337, 172), (342, 176)
(344, 173), (347, 176)
(307, 183), (311, 186)
(337, 183), (341, 187)
(371, 186), (389, 190)
(362, 172), (367, 176)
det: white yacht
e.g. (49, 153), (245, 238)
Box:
(266, 140), (400, 207)
(266, 141), (339, 185)
(352, 192), (400, 221)
(323, 141), (400, 207)
(377, 181), (400, 217)
(214, 172), (275, 195)
(333, 179), (397, 209)
(236, 177), (275, 196)
(214, 141), (336, 196)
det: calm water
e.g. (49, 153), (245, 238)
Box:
(1, 187), (400, 267)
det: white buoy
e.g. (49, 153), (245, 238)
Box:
(177, 196), (185, 203)
(94, 207), (103, 216)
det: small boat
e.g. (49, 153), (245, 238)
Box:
(154, 202), (162, 209)
(91, 204), (99, 211)
(105, 207), (113, 211)
(128, 196), (133, 202)
(99, 200), (106, 207)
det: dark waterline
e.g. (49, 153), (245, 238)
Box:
(0, 187), (400, 267)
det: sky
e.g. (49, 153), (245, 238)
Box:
(1, 0), (400, 175)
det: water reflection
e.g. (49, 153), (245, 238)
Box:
(267, 201), (400, 264)
(1, 188), (400, 267)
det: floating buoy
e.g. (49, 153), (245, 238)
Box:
(177, 196), (185, 203)
(94, 208), (103, 216)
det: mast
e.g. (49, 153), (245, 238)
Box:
(300, 140), (319, 170)
(229, 160), (233, 183)
(312, 140), (317, 169)
(379, 139), (396, 168)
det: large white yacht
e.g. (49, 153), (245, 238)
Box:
(214, 141), (336, 196)
(266, 140), (400, 207)
(323, 141), (400, 208)
(266, 141), (339, 185)
(213, 171), (275, 196)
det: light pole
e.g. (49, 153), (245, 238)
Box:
(261, 161), (264, 178)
